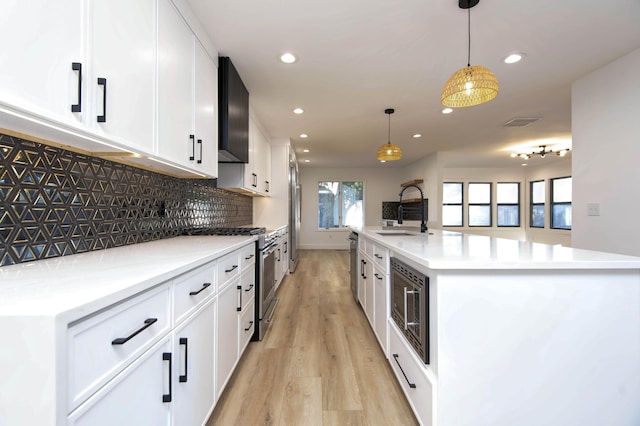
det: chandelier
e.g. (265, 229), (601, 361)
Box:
(511, 145), (571, 160)
(376, 108), (402, 161)
(441, 0), (499, 108)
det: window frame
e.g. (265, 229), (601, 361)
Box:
(529, 180), (545, 228)
(442, 182), (463, 227)
(468, 182), (492, 227)
(496, 182), (520, 227)
(317, 180), (364, 230)
(550, 176), (572, 230)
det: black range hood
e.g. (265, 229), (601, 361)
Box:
(218, 56), (249, 163)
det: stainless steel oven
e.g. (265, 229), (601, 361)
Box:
(390, 257), (429, 364)
(254, 231), (278, 341)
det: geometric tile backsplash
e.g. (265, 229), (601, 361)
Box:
(0, 133), (252, 266)
(382, 200), (428, 221)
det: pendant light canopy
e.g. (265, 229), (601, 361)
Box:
(376, 108), (402, 161)
(441, 0), (499, 108)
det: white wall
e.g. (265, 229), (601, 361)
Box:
(401, 152), (442, 229)
(572, 48), (640, 256)
(299, 167), (404, 249)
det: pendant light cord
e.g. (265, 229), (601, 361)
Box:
(467, 7), (471, 66)
(388, 113), (391, 143)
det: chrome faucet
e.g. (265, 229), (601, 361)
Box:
(398, 184), (427, 233)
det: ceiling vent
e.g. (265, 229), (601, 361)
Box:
(503, 117), (540, 127)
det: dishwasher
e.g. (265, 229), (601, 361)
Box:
(348, 231), (359, 302)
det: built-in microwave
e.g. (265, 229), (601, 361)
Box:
(390, 257), (429, 364)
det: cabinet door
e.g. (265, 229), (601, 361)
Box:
(244, 117), (258, 190)
(193, 40), (218, 177)
(216, 281), (240, 397)
(88, 0), (155, 152)
(358, 253), (366, 307)
(173, 300), (216, 426)
(0, 0), (83, 126)
(157, 0), (194, 167)
(68, 338), (171, 426)
(373, 266), (388, 356)
(364, 261), (374, 327)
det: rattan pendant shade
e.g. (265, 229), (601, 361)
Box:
(441, 0), (498, 108)
(441, 65), (499, 108)
(376, 108), (402, 161)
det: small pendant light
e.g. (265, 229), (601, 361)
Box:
(376, 108), (402, 161)
(441, 0), (499, 108)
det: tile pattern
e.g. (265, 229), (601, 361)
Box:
(0, 134), (252, 266)
(382, 200), (428, 221)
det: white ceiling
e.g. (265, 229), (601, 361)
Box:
(186, 0), (640, 169)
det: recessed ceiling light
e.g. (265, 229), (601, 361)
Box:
(280, 53), (296, 64)
(413, 134), (422, 138)
(303, 149), (310, 153)
(380, 160), (386, 163)
(442, 108), (453, 114)
(521, 163), (528, 166)
(304, 159), (310, 163)
(504, 53), (524, 64)
(293, 108), (304, 114)
(300, 133), (308, 138)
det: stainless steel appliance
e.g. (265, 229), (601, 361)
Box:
(390, 257), (429, 364)
(348, 231), (358, 302)
(288, 152), (300, 272)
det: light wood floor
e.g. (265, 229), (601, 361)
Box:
(206, 249), (418, 426)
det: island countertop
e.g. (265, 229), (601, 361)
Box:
(355, 226), (640, 270)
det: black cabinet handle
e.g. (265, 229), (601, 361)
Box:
(284, 242), (288, 254)
(71, 62), (82, 113)
(374, 273), (383, 280)
(225, 265), (238, 273)
(111, 318), (157, 345)
(252, 173), (257, 187)
(393, 354), (416, 389)
(189, 282), (211, 296)
(360, 259), (364, 278)
(374, 254), (383, 259)
(362, 260), (367, 279)
(244, 284), (254, 292)
(162, 352), (172, 402)
(237, 285), (242, 311)
(265, 181), (270, 193)
(244, 254), (254, 260)
(197, 139), (203, 164)
(244, 320), (254, 331)
(97, 77), (107, 122)
(179, 338), (188, 383)
(189, 134), (195, 161)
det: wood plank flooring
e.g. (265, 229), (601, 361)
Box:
(206, 249), (417, 426)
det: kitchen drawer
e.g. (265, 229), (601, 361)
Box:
(67, 283), (171, 412)
(217, 249), (241, 289)
(388, 321), (434, 426)
(240, 242), (257, 271)
(239, 299), (255, 356)
(371, 244), (389, 273)
(173, 261), (216, 326)
(240, 266), (256, 310)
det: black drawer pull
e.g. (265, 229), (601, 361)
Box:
(71, 62), (82, 112)
(189, 282), (211, 296)
(111, 318), (157, 345)
(244, 320), (254, 331)
(189, 134), (195, 161)
(179, 337), (188, 383)
(374, 273), (383, 280)
(197, 139), (203, 164)
(244, 284), (254, 292)
(237, 285), (242, 311)
(97, 77), (107, 122)
(393, 354), (416, 389)
(225, 265), (238, 273)
(374, 254), (383, 259)
(162, 352), (172, 402)
(244, 254), (254, 260)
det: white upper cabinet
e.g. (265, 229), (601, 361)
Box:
(156, 0), (218, 177)
(87, 0), (156, 154)
(0, 0), (83, 126)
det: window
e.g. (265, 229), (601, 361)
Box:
(530, 180), (545, 228)
(551, 177), (572, 230)
(442, 182), (463, 226)
(497, 182), (520, 227)
(317, 181), (363, 229)
(468, 182), (491, 226)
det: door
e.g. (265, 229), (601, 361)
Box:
(88, 0), (155, 152)
(193, 40), (218, 176)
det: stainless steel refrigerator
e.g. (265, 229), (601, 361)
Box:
(288, 152), (300, 272)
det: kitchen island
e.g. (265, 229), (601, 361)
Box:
(354, 227), (640, 426)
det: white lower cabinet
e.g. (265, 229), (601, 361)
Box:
(389, 321), (434, 426)
(172, 299), (216, 426)
(373, 264), (388, 356)
(216, 280), (241, 397)
(68, 337), (172, 426)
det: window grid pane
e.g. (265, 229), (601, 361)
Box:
(342, 181), (364, 228)
(469, 205), (491, 226)
(442, 182), (463, 227)
(497, 182), (519, 227)
(468, 183), (491, 204)
(551, 177), (572, 230)
(530, 180), (545, 228)
(318, 181), (339, 228)
(468, 183), (491, 227)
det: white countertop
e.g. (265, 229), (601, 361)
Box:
(357, 227), (640, 270)
(0, 236), (256, 320)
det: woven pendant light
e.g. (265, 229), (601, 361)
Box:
(441, 0), (498, 108)
(376, 108), (402, 161)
